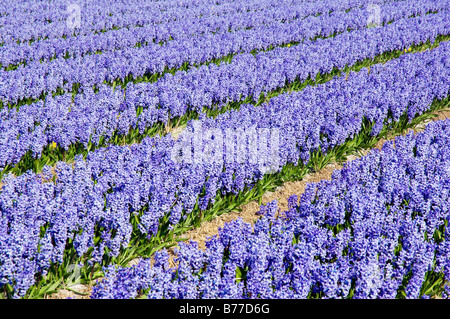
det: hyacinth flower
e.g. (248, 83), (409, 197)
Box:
(0, 0), (366, 67)
(91, 118), (450, 299)
(0, 0), (387, 55)
(2, 30), (450, 298)
(2, 2), (448, 107)
(1, 7), (450, 176)
(1, 0), (265, 45)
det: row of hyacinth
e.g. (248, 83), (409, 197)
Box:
(0, 0), (358, 46)
(0, 0), (413, 105)
(91, 118), (450, 299)
(0, 0), (157, 25)
(0, 0), (368, 67)
(1, 38), (449, 298)
(0, 0), (271, 45)
(0, 0), (428, 95)
(1, 9), (448, 173)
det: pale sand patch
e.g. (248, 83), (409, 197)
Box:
(46, 284), (91, 300)
(169, 123), (187, 140)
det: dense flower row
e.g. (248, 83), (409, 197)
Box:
(91, 118), (450, 299)
(0, 0), (365, 67)
(0, 0), (268, 45)
(0, 0), (410, 104)
(1, 0), (366, 47)
(1, 9), (448, 172)
(1, 39), (449, 298)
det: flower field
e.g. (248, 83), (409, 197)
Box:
(0, 0), (449, 299)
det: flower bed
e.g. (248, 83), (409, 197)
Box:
(92, 118), (450, 299)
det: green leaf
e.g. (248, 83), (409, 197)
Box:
(30, 277), (63, 299)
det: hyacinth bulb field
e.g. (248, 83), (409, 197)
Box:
(0, 0), (450, 300)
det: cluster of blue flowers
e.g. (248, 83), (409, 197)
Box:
(0, 0), (448, 106)
(0, 0), (355, 67)
(1, 6), (449, 172)
(91, 118), (450, 299)
(1, 0), (270, 45)
(1, 33), (449, 297)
